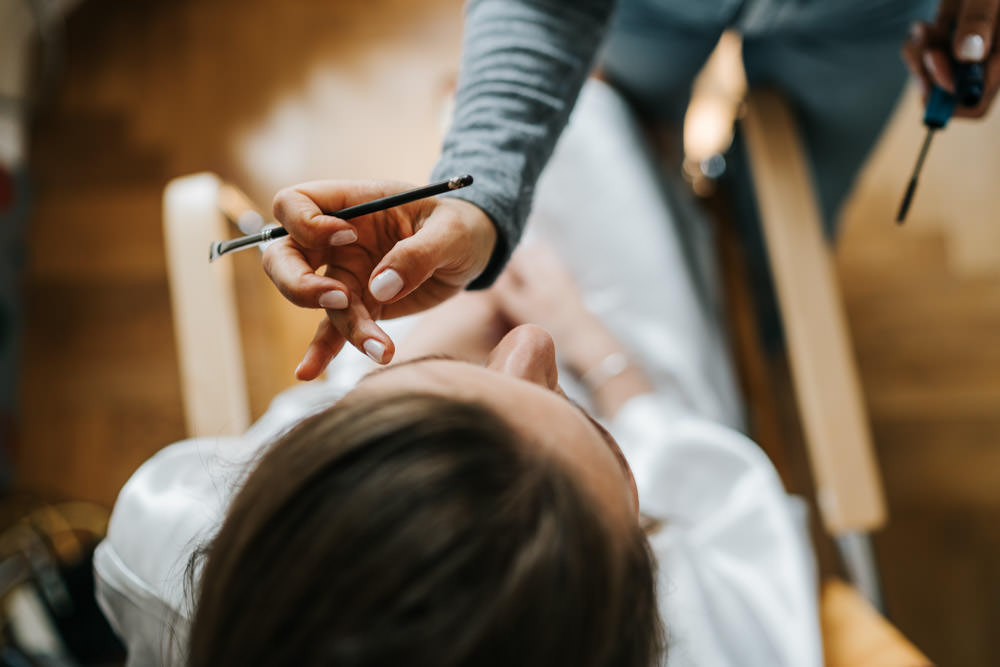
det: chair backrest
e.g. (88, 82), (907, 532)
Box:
(163, 172), (250, 437)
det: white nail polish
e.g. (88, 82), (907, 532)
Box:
(363, 339), (386, 363)
(959, 34), (986, 61)
(330, 229), (358, 246)
(370, 269), (404, 302)
(922, 51), (936, 71)
(318, 290), (348, 309)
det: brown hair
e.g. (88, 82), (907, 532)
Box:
(187, 392), (664, 666)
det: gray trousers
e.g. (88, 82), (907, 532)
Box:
(600, 0), (937, 234)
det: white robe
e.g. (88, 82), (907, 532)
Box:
(94, 79), (822, 667)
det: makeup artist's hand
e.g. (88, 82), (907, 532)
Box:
(264, 180), (496, 379)
(903, 0), (1000, 118)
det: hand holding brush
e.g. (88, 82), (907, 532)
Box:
(259, 176), (497, 377)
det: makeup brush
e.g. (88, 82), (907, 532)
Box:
(209, 174), (474, 261)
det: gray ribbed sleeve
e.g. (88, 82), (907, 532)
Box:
(430, 0), (617, 288)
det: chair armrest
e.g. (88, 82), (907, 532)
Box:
(821, 578), (930, 666)
(741, 90), (886, 535)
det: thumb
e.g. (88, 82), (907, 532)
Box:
(368, 200), (494, 303)
(368, 226), (454, 303)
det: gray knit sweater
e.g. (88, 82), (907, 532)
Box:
(430, 0), (617, 288)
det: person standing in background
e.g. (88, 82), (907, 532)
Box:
(263, 0), (998, 373)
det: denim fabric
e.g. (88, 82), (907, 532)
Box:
(600, 0), (937, 231)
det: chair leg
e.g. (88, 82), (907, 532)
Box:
(835, 531), (885, 614)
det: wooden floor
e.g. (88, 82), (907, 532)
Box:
(13, 0), (1000, 664)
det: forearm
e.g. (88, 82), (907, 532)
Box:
(395, 291), (509, 364)
(561, 312), (654, 419)
(431, 0), (617, 288)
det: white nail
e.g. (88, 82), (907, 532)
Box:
(959, 34), (986, 62)
(370, 269), (404, 302)
(330, 229), (358, 246)
(922, 51), (937, 72)
(318, 290), (348, 309)
(363, 339), (386, 363)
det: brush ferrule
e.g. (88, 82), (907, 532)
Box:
(448, 174), (474, 189)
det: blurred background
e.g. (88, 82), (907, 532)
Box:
(1, 0), (999, 664)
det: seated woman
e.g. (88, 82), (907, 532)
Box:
(94, 80), (821, 666)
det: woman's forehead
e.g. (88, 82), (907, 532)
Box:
(352, 357), (637, 519)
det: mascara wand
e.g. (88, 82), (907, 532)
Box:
(896, 54), (984, 224)
(895, 125), (938, 223)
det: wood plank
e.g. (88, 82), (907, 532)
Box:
(29, 185), (167, 280)
(742, 90), (886, 534)
(821, 579), (931, 667)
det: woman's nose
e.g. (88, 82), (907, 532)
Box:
(485, 324), (559, 389)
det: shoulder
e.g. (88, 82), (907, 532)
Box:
(96, 435), (253, 619)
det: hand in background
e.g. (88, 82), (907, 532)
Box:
(903, 0), (1000, 118)
(264, 180), (496, 379)
(492, 242), (654, 417)
(491, 243), (593, 351)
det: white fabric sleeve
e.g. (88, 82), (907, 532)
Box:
(611, 394), (823, 667)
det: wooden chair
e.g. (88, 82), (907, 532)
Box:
(739, 90), (888, 610)
(162, 167), (930, 665)
(737, 89), (931, 665)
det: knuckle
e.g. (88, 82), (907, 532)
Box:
(404, 241), (435, 271)
(328, 311), (357, 340)
(273, 280), (311, 307)
(343, 319), (363, 343)
(260, 244), (290, 276)
(272, 188), (294, 220)
(260, 249), (275, 275)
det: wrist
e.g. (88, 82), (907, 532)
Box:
(579, 351), (631, 393)
(562, 320), (625, 377)
(442, 198), (500, 291)
(574, 350), (654, 419)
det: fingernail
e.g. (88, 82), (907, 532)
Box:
(318, 290), (348, 309)
(295, 361), (305, 377)
(330, 229), (358, 246)
(363, 339), (386, 363)
(370, 269), (404, 302)
(922, 51), (936, 72)
(959, 34), (986, 61)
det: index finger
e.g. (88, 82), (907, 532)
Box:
(270, 186), (360, 248)
(326, 297), (397, 365)
(272, 180), (416, 247)
(261, 238), (351, 309)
